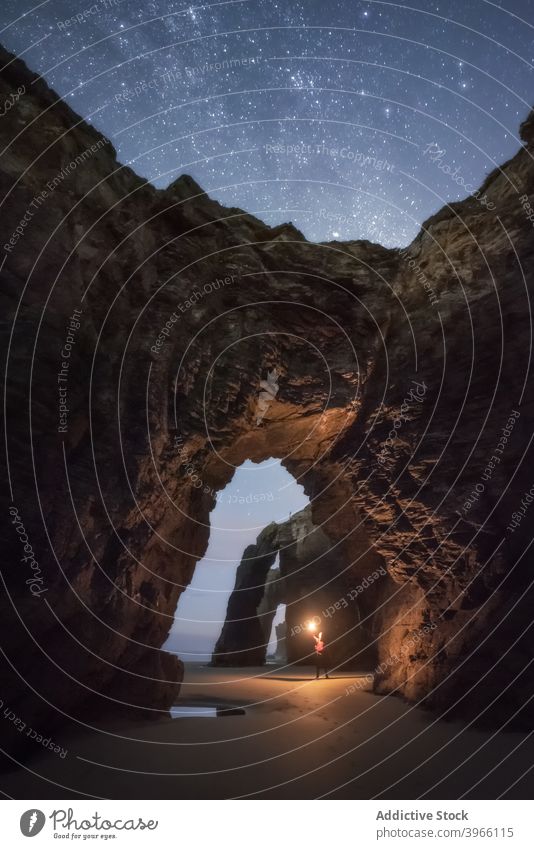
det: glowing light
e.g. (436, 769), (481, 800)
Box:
(307, 621), (317, 631)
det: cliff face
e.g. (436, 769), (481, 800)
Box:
(213, 506), (385, 668)
(2, 43), (534, 749)
(212, 522), (279, 666)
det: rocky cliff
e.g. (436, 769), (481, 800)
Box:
(2, 43), (534, 756)
(213, 505), (385, 668)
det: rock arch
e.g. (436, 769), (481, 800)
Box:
(2, 47), (534, 748)
(212, 505), (386, 669)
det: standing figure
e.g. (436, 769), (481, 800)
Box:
(313, 631), (330, 679)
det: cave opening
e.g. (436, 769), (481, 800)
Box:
(164, 458), (308, 664)
(266, 599), (287, 663)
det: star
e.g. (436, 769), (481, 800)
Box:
(0, 0), (528, 250)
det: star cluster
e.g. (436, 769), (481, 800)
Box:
(2, 0), (533, 245)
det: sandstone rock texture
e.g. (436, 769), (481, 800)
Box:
(2, 43), (534, 752)
(212, 521), (279, 666)
(213, 505), (384, 668)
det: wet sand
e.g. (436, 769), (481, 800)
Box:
(3, 663), (534, 799)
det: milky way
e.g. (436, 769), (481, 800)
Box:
(1, 0), (533, 245)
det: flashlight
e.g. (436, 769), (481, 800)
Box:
(307, 621), (317, 632)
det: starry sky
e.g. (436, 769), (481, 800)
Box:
(1, 0), (533, 245)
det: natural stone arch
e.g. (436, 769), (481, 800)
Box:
(213, 505), (386, 669)
(2, 46), (534, 753)
(256, 564), (287, 655)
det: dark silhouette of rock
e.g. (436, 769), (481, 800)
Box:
(256, 566), (286, 658)
(212, 522), (278, 665)
(2, 41), (534, 753)
(213, 506), (385, 669)
(274, 622), (286, 662)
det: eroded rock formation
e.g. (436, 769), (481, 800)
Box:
(2, 43), (534, 755)
(256, 566), (286, 655)
(212, 521), (279, 665)
(213, 506), (384, 668)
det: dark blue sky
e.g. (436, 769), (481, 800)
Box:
(1, 0), (533, 244)
(164, 459), (308, 660)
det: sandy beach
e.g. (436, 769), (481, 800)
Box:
(3, 664), (534, 799)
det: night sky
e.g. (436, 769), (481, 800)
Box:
(2, 0), (533, 656)
(1, 0), (533, 245)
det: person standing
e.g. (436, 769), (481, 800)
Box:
(313, 631), (330, 679)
